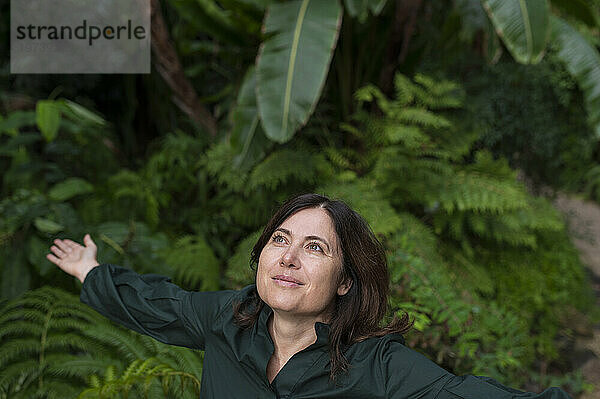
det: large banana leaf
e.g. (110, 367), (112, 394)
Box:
(256, 0), (342, 143)
(481, 0), (550, 64)
(551, 16), (600, 137)
(230, 66), (274, 171)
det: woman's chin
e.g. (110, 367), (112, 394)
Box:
(262, 292), (299, 313)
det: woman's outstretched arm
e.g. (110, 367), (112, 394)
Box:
(46, 234), (238, 350)
(47, 234), (100, 283)
(382, 339), (573, 398)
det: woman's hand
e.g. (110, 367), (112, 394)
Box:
(47, 234), (100, 283)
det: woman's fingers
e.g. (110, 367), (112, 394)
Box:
(62, 239), (80, 249)
(47, 234), (99, 283)
(50, 245), (66, 257)
(54, 239), (73, 253)
(46, 253), (61, 265)
(83, 234), (96, 248)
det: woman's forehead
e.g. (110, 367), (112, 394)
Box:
(279, 208), (337, 241)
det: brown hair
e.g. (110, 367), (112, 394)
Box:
(233, 193), (412, 380)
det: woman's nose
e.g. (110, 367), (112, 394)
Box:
(280, 245), (300, 268)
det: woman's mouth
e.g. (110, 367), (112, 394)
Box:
(272, 275), (304, 287)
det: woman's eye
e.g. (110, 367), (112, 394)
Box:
(308, 242), (323, 252)
(272, 235), (285, 243)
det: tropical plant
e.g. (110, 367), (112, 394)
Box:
(213, 72), (592, 389)
(315, 73), (592, 387)
(454, 0), (600, 137)
(0, 287), (203, 399)
(1, 0), (598, 395)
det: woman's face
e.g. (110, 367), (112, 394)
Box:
(256, 207), (351, 321)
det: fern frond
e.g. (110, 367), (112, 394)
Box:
(246, 149), (326, 192)
(146, 131), (205, 189)
(0, 338), (40, 368)
(82, 325), (152, 362)
(0, 359), (41, 395)
(201, 140), (249, 192)
(0, 284), (207, 398)
(108, 170), (167, 228)
(434, 171), (530, 213)
(317, 180), (403, 237)
(0, 320), (43, 339)
(396, 108), (452, 129)
(442, 248), (495, 296)
(392, 73), (415, 106)
(161, 235), (220, 291)
(354, 84), (392, 112)
(77, 358), (201, 399)
(323, 146), (352, 169)
(45, 354), (115, 380)
(226, 230), (260, 288)
(225, 193), (274, 228)
(412, 74), (464, 109)
(384, 125), (429, 147)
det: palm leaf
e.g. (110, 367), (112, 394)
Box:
(481, 0), (550, 64)
(230, 66), (274, 171)
(256, 0), (342, 142)
(551, 16), (600, 137)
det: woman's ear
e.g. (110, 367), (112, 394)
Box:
(337, 278), (353, 296)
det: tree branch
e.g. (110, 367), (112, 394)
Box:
(150, 0), (218, 136)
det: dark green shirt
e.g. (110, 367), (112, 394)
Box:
(80, 264), (572, 399)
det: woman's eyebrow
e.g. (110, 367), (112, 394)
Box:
(274, 228), (331, 251)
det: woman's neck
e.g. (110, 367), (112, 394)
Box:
(266, 310), (336, 383)
(266, 312), (325, 383)
(269, 312), (319, 360)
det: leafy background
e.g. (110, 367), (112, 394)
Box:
(1, 0), (600, 397)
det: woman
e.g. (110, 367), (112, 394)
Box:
(47, 193), (572, 398)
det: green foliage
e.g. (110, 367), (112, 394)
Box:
(0, 287), (101, 398)
(247, 149), (331, 193)
(481, 0), (550, 64)
(584, 164), (600, 201)
(550, 0), (599, 28)
(344, 0), (388, 19)
(0, 287), (203, 399)
(36, 101), (61, 142)
(0, 49), (594, 399)
(229, 66), (274, 172)
(0, 0), (596, 395)
(318, 180), (404, 237)
(328, 72), (593, 386)
(226, 230), (261, 288)
(531, 369), (596, 398)
(256, 0), (342, 143)
(551, 15), (600, 138)
(77, 358), (201, 399)
(160, 235), (220, 291)
(48, 178), (94, 202)
(450, 53), (596, 191)
(107, 170), (167, 229)
(458, 0), (600, 136)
